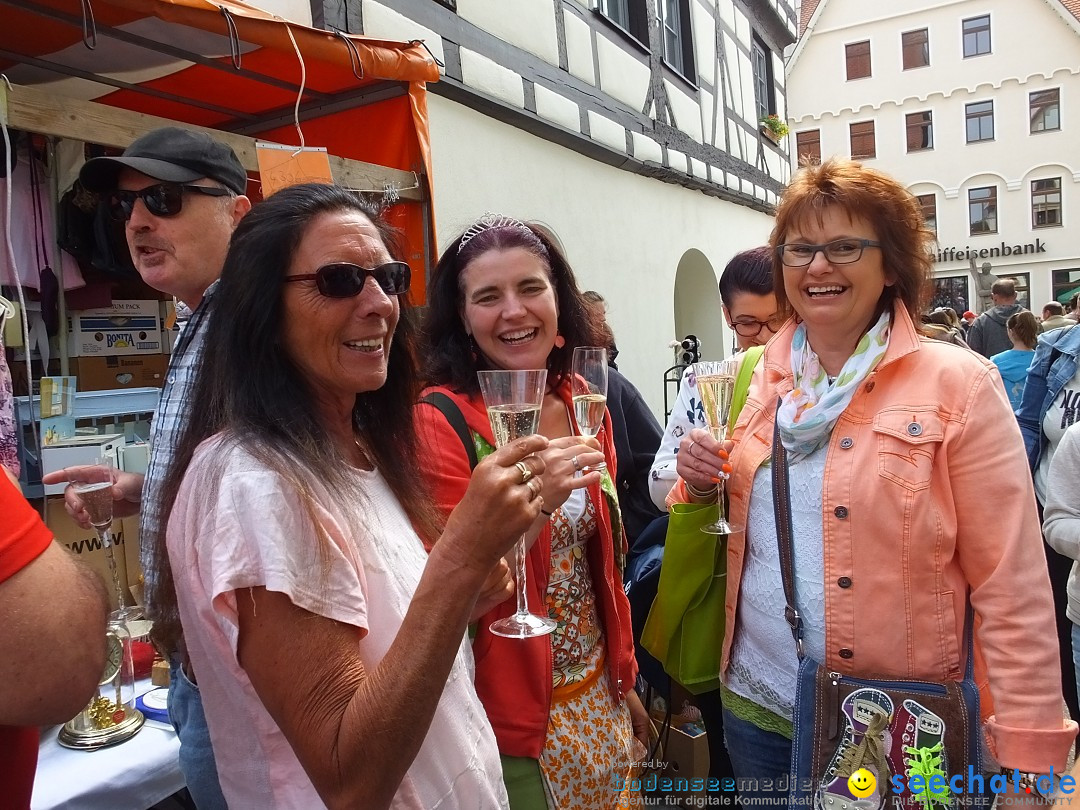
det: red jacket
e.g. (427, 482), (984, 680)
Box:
(415, 383), (639, 758)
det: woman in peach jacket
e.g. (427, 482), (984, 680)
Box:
(671, 158), (1076, 805)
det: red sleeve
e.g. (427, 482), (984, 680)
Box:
(414, 400), (475, 549)
(0, 475), (53, 583)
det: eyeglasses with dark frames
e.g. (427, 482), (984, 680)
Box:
(284, 261), (411, 298)
(731, 317), (786, 337)
(107, 183), (232, 222)
(776, 238), (882, 267)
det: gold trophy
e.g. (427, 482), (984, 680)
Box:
(58, 460), (144, 750)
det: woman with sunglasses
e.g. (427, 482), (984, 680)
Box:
(667, 159), (1074, 804)
(415, 214), (648, 809)
(150, 184), (542, 808)
(649, 245), (782, 512)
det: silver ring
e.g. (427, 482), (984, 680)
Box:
(526, 478), (541, 499)
(571, 455), (580, 471)
(688, 441), (697, 457)
(515, 460), (533, 485)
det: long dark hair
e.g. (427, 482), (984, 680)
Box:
(148, 183), (439, 652)
(422, 218), (593, 393)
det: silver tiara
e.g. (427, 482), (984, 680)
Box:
(457, 212), (534, 254)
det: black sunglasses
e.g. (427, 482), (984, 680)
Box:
(284, 261), (412, 298)
(107, 183), (232, 221)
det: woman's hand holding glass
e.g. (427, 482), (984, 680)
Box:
(676, 428), (733, 499)
(533, 435), (605, 517)
(442, 434), (550, 577)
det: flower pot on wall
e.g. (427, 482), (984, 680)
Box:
(760, 125), (782, 145)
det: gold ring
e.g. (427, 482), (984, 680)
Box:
(515, 460), (533, 485)
(688, 440), (697, 456)
(571, 455), (580, 471)
(526, 478), (541, 499)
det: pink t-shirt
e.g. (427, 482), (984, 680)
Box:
(167, 436), (508, 809)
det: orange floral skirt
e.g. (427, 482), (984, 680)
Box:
(538, 651), (635, 809)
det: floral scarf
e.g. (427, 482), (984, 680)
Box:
(776, 311), (891, 461)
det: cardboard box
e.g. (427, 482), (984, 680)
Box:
(40, 434), (125, 495)
(46, 499), (136, 612)
(74, 300), (162, 356)
(77, 354), (169, 391)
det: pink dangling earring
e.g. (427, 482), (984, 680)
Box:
(554, 333), (566, 349)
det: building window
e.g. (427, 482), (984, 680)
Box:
(917, 193), (937, 233)
(962, 15), (991, 57)
(931, 277), (970, 314)
(1052, 268), (1080, 309)
(849, 121), (875, 159)
(1030, 89), (1061, 133)
(796, 130), (821, 164)
(752, 36), (776, 122)
(968, 186), (998, 235)
(901, 29), (929, 69)
(596, 0), (648, 45)
(965, 101), (994, 143)
(846, 40), (871, 80)
(657, 0), (695, 80)
(1032, 178), (1063, 229)
(906, 111), (933, 152)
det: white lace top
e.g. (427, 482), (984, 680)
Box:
(726, 444), (827, 721)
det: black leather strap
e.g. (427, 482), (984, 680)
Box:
(420, 392), (478, 470)
(770, 399), (803, 657)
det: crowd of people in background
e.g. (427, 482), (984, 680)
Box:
(5, 129), (1080, 810)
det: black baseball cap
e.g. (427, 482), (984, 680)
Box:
(80, 126), (247, 195)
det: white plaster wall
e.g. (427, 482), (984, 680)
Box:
(425, 95), (774, 416)
(666, 80), (704, 142)
(564, 12), (597, 85)
(459, 48), (526, 108)
(595, 34), (652, 110)
(254, 0), (312, 25)
(534, 83), (582, 132)
(362, 2), (443, 63)
(455, 0), (560, 66)
(587, 110), (627, 151)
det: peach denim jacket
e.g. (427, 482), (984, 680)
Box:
(671, 303), (1077, 772)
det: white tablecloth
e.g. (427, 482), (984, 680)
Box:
(32, 679), (185, 810)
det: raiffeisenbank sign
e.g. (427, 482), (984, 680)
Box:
(933, 237), (1049, 263)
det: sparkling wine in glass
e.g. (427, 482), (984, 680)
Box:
(694, 359), (742, 535)
(571, 347), (609, 470)
(477, 369), (556, 639)
(70, 458), (133, 620)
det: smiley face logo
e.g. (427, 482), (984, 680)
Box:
(848, 768), (876, 798)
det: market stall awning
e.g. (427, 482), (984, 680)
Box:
(0, 0), (441, 297)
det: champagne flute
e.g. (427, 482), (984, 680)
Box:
(477, 369), (557, 639)
(693, 359), (742, 535)
(571, 347), (609, 470)
(70, 458), (133, 621)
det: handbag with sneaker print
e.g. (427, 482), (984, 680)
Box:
(770, 413), (984, 809)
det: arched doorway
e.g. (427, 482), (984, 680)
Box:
(673, 249), (728, 361)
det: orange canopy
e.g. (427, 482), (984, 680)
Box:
(1, 0), (440, 299)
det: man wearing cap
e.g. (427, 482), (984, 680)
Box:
(43, 126), (250, 809)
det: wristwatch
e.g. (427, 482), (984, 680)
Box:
(1009, 769), (1051, 800)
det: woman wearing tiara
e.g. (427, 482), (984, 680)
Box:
(416, 214), (650, 809)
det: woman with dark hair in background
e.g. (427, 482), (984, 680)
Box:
(416, 214), (647, 809)
(154, 185), (544, 808)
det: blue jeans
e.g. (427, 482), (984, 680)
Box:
(168, 658), (228, 809)
(722, 709), (792, 805)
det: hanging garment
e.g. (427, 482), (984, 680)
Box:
(0, 143), (85, 291)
